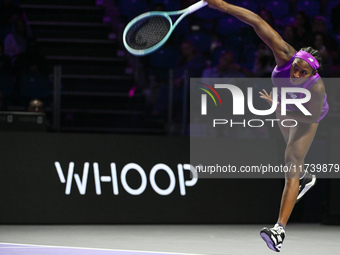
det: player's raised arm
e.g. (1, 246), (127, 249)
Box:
(204, 0), (296, 67)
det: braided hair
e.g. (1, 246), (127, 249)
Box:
(300, 46), (323, 70)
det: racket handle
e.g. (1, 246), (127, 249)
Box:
(187, 0), (208, 14)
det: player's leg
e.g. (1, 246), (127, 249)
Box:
(276, 119), (290, 143)
(261, 122), (318, 252)
(277, 122), (319, 226)
(275, 119), (317, 203)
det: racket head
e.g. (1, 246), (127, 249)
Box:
(123, 12), (173, 56)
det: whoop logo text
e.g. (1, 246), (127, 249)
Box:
(55, 162), (198, 196)
(201, 84), (311, 116)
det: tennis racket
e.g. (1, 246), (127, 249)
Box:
(123, 0), (208, 56)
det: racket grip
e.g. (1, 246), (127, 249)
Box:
(187, 0), (208, 14)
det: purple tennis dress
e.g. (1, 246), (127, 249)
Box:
(271, 53), (329, 122)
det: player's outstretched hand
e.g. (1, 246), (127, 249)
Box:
(259, 89), (273, 106)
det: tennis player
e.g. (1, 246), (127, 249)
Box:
(204, 0), (329, 252)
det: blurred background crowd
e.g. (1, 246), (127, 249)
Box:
(0, 0), (340, 134)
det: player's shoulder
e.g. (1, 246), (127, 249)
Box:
(310, 76), (325, 95)
(275, 44), (296, 68)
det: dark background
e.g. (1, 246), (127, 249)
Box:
(1, 130), (339, 224)
(0, 0), (340, 225)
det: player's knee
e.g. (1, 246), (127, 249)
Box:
(285, 146), (305, 164)
(284, 150), (303, 178)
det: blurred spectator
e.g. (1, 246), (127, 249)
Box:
(4, 17), (32, 66)
(312, 15), (338, 63)
(14, 40), (49, 77)
(259, 8), (275, 26)
(253, 44), (276, 78)
(0, 0), (24, 26)
(174, 40), (206, 87)
(282, 24), (303, 50)
(203, 50), (253, 78)
(313, 32), (333, 77)
(312, 15), (328, 33)
(153, 40), (206, 117)
(294, 11), (313, 45)
(19, 61), (51, 107)
(259, 8), (282, 34)
(0, 0), (26, 41)
(27, 99), (44, 113)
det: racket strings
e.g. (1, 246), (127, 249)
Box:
(126, 16), (171, 50)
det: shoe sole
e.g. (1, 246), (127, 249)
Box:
(296, 175), (316, 203)
(260, 229), (279, 252)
